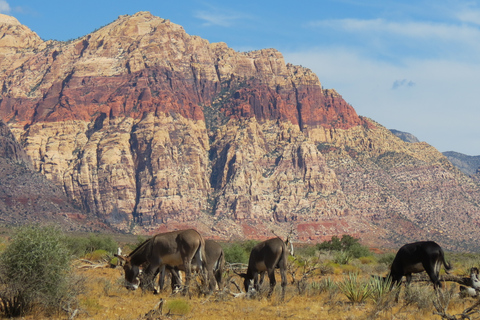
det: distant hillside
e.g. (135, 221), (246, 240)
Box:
(390, 129), (420, 143)
(443, 151), (480, 176)
(390, 129), (480, 177)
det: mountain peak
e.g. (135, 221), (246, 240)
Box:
(0, 13), (42, 50)
(0, 13), (20, 26)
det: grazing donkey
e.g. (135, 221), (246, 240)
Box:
(238, 237), (288, 299)
(158, 239), (225, 292)
(115, 229), (207, 295)
(388, 241), (451, 289)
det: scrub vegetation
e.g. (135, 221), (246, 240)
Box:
(0, 226), (479, 319)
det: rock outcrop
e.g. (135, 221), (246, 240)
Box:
(1, 12), (480, 250)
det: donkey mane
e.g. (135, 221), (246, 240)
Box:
(128, 237), (152, 264)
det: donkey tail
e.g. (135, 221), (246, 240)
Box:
(441, 250), (452, 274)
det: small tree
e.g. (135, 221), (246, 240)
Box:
(317, 234), (371, 258)
(0, 225), (77, 317)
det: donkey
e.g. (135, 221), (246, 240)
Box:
(115, 229), (207, 295)
(238, 237), (288, 299)
(388, 241), (451, 290)
(159, 239), (225, 292)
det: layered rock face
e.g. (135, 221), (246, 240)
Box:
(0, 120), (98, 230)
(1, 12), (480, 250)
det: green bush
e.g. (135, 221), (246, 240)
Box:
(64, 233), (118, 258)
(223, 243), (249, 264)
(377, 252), (396, 266)
(295, 245), (318, 257)
(222, 240), (260, 264)
(317, 234), (371, 258)
(0, 225), (80, 317)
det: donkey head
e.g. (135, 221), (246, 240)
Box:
(115, 254), (140, 290)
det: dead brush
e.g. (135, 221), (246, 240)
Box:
(287, 254), (321, 295)
(432, 284), (480, 320)
(403, 283), (437, 310)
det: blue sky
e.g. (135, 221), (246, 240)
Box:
(2, 0), (480, 155)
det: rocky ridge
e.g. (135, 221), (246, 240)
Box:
(1, 12), (480, 250)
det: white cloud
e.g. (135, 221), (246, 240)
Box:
(194, 5), (251, 27)
(195, 11), (235, 27)
(308, 18), (480, 42)
(0, 0), (11, 13)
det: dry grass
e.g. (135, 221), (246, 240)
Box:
(15, 264), (480, 320)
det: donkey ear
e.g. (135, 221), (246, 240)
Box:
(114, 254), (128, 261)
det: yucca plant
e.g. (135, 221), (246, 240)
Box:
(369, 275), (392, 303)
(311, 276), (337, 294)
(338, 273), (373, 303)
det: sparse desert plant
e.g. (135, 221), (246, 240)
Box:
(368, 277), (398, 319)
(334, 250), (352, 265)
(369, 275), (393, 303)
(166, 299), (191, 315)
(84, 249), (109, 261)
(0, 225), (79, 317)
(403, 283), (436, 310)
(338, 273), (373, 303)
(310, 276), (338, 295)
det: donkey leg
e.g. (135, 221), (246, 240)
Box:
(425, 267), (442, 289)
(267, 269), (276, 298)
(280, 265), (287, 301)
(183, 260), (192, 296)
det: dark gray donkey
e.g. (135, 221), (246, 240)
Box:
(159, 239), (225, 292)
(238, 237), (289, 299)
(115, 229), (207, 295)
(388, 240), (451, 289)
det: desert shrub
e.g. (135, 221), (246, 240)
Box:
(222, 240), (259, 264)
(403, 284), (436, 310)
(377, 252), (396, 266)
(84, 249), (109, 261)
(358, 256), (376, 265)
(318, 262), (335, 275)
(223, 243), (249, 264)
(0, 225), (78, 317)
(317, 234), (371, 258)
(294, 244), (317, 257)
(64, 233), (118, 257)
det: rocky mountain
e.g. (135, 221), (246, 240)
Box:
(390, 129), (420, 144)
(443, 151), (480, 177)
(1, 12), (480, 250)
(391, 129), (480, 177)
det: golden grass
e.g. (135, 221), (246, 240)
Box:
(17, 265), (480, 320)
